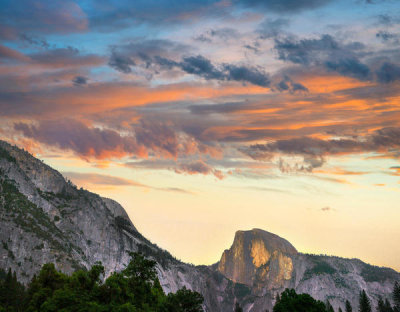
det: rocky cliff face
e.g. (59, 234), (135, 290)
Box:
(0, 140), (399, 312)
(218, 229), (297, 288)
(214, 229), (399, 311)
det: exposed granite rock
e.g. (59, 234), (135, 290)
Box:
(215, 229), (399, 311)
(0, 140), (399, 312)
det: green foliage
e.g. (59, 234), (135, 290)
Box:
(163, 287), (204, 312)
(325, 300), (334, 312)
(394, 282), (400, 312)
(1, 253), (204, 312)
(346, 300), (353, 312)
(303, 257), (336, 280)
(0, 268), (26, 311)
(377, 296), (393, 312)
(273, 289), (327, 312)
(234, 302), (243, 312)
(0, 146), (17, 163)
(359, 290), (372, 312)
(360, 264), (398, 283)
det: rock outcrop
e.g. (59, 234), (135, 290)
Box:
(0, 140), (399, 312)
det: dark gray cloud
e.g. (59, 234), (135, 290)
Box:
(108, 50), (135, 73)
(376, 31), (400, 43)
(275, 76), (308, 93)
(324, 58), (370, 80)
(233, 0), (333, 12)
(376, 62), (400, 83)
(274, 34), (373, 80)
(223, 64), (270, 87)
(108, 47), (271, 87)
(194, 28), (239, 43)
(72, 76), (88, 86)
(107, 39), (190, 74)
(19, 33), (50, 49)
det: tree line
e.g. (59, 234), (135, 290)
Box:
(0, 252), (203, 312)
(234, 282), (400, 312)
(1, 252), (399, 312)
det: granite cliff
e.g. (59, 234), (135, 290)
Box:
(0, 140), (398, 311)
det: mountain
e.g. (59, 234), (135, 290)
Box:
(0, 140), (399, 312)
(213, 228), (399, 311)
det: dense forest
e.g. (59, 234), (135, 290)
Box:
(1, 252), (399, 312)
(0, 253), (203, 312)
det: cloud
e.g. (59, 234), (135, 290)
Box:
(324, 59), (370, 81)
(176, 160), (224, 179)
(0, 0), (87, 36)
(108, 50), (135, 74)
(233, 0), (332, 12)
(63, 171), (194, 194)
(13, 117), (220, 161)
(194, 28), (240, 43)
(19, 33), (50, 49)
(376, 14), (400, 26)
(29, 47), (104, 68)
(242, 127), (400, 171)
(376, 31), (400, 43)
(14, 119), (144, 159)
(275, 76), (308, 93)
(274, 34), (371, 80)
(62, 172), (147, 187)
(0, 44), (30, 62)
(110, 49), (271, 87)
(376, 63), (400, 83)
(257, 18), (289, 39)
(72, 76), (88, 86)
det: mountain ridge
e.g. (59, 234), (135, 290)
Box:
(0, 139), (398, 312)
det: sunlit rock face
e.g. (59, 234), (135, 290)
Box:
(217, 229), (297, 287)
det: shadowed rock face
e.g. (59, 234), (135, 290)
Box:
(218, 229), (297, 287)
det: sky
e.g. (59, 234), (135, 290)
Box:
(1, 0), (400, 270)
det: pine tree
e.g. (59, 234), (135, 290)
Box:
(346, 300), (353, 312)
(378, 297), (386, 312)
(385, 299), (394, 312)
(394, 282), (400, 312)
(235, 302), (243, 312)
(359, 290), (372, 312)
(326, 300), (334, 312)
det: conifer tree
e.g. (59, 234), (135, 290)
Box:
(359, 290), (372, 312)
(235, 302), (243, 312)
(378, 297), (386, 312)
(394, 282), (400, 312)
(326, 300), (334, 312)
(385, 299), (394, 312)
(346, 300), (353, 312)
